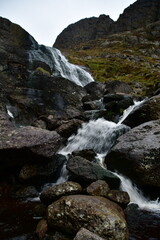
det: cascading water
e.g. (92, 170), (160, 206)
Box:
(115, 173), (160, 213)
(57, 100), (160, 213)
(29, 45), (94, 87)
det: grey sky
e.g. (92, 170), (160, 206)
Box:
(1, 0), (136, 46)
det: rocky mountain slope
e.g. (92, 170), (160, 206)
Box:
(54, 0), (160, 96)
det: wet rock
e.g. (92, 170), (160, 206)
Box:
(83, 100), (104, 111)
(103, 94), (134, 122)
(86, 180), (110, 196)
(0, 17), (87, 126)
(18, 154), (65, 185)
(47, 195), (128, 239)
(40, 181), (82, 205)
(106, 120), (160, 189)
(72, 149), (97, 162)
(48, 231), (71, 240)
(67, 156), (120, 189)
(74, 228), (105, 240)
(0, 126), (63, 168)
(84, 81), (106, 100)
(104, 80), (132, 95)
(55, 119), (83, 138)
(36, 219), (48, 239)
(33, 204), (47, 219)
(15, 186), (39, 199)
(124, 95), (160, 127)
(107, 190), (130, 207)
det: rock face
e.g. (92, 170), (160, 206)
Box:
(0, 17), (87, 126)
(47, 195), (128, 239)
(67, 156), (120, 188)
(113, 0), (160, 33)
(106, 120), (160, 188)
(124, 95), (160, 127)
(53, 0), (160, 49)
(54, 15), (114, 49)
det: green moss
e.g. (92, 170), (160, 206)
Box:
(35, 67), (51, 76)
(62, 29), (160, 97)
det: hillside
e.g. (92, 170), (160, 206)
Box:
(53, 0), (160, 96)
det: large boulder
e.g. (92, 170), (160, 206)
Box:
(124, 95), (160, 127)
(67, 156), (120, 188)
(47, 195), (128, 239)
(40, 181), (82, 205)
(106, 120), (160, 189)
(0, 126), (62, 161)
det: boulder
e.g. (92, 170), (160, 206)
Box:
(0, 126), (63, 168)
(55, 119), (83, 138)
(15, 186), (39, 199)
(84, 81), (106, 100)
(47, 195), (128, 239)
(67, 156), (120, 189)
(40, 181), (82, 205)
(74, 228), (105, 240)
(72, 149), (97, 162)
(104, 80), (132, 95)
(106, 120), (160, 188)
(86, 180), (110, 196)
(103, 94), (134, 122)
(107, 190), (130, 207)
(124, 95), (160, 127)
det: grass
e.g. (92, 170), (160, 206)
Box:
(63, 29), (160, 96)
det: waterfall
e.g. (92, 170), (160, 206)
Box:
(59, 100), (143, 157)
(29, 46), (94, 87)
(57, 100), (160, 213)
(118, 100), (145, 124)
(57, 101), (142, 183)
(115, 173), (160, 213)
(59, 119), (129, 157)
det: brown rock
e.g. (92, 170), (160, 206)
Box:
(40, 181), (82, 205)
(47, 195), (128, 239)
(107, 190), (130, 207)
(74, 228), (105, 240)
(86, 180), (110, 196)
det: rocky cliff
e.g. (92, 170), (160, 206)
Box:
(112, 0), (160, 33)
(54, 0), (160, 49)
(54, 15), (114, 49)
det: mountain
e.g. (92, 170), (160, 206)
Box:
(54, 0), (160, 50)
(112, 0), (160, 33)
(54, 15), (114, 49)
(53, 0), (160, 96)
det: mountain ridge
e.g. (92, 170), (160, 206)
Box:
(54, 0), (160, 49)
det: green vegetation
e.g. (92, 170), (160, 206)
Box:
(63, 27), (160, 96)
(35, 67), (51, 76)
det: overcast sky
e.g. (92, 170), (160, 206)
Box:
(1, 0), (136, 46)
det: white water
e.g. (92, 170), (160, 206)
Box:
(59, 118), (129, 157)
(116, 173), (160, 213)
(57, 100), (160, 212)
(118, 100), (145, 124)
(29, 46), (94, 87)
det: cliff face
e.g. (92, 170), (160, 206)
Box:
(113, 0), (160, 33)
(54, 15), (114, 49)
(54, 0), (160, 49)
